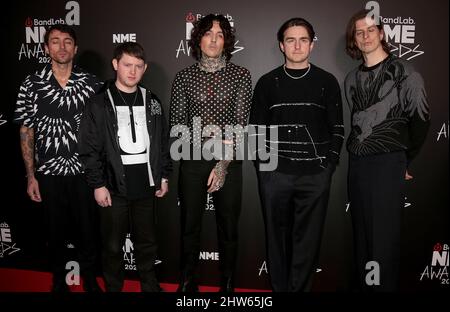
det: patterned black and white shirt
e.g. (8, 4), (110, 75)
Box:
(14, 64), (101, 176)
(170, 62), (252, 150)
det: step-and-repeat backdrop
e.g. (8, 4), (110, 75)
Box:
(1, 0), (448, 291)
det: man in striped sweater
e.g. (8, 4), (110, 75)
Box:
(249, 17), (344, 292)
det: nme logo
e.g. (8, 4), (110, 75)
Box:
(113, 33), (136, 43)
(176, 12), (243, 59)
(24, 1), (80, 44)
(365, 1), (424, 60)
(199, 251), (219, 261)
(0, 222), (21, 258)
(19, 1), (80, 62)
(419, 243), (449, 285)
(382, 21), (425, 60)
(0, 227), (11, 243)
(184, 13), (234, 40)
(431, 243), (449, 267)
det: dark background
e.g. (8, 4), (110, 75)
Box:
(1, 0), (448, 291)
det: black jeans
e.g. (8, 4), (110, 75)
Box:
(179, 160), (243, 278)
(37, 174), (98, 285)
(99, 193), (158, 292)
(348, 151), (406, 292)
(257, 166), (333, 292)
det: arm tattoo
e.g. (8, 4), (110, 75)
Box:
(20, 126), (35, 178)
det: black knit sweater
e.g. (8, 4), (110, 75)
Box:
(250, 64), (344, 175)
(344, 55), (430, 165)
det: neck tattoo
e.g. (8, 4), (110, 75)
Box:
(199, 54), (226, 73)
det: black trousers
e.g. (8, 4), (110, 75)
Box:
(348, 151), (406, 292)
(179, 160), (242, 278)
(99, 193), (158, 292)
(37, 174), (98, 284)
(257, 167), (333, 292)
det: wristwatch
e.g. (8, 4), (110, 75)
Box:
(161, 178), (169, 183)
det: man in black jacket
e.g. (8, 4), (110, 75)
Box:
(78, 42), (171, 292)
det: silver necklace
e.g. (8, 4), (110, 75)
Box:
(283, 64), (311, 80)
(117, 88), (138, 108)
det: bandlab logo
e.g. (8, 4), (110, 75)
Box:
(18, 1), (80, 62)
(0, 222), (21, 258)
(175, 12), (244, 59)
(184, 13), (234, 41)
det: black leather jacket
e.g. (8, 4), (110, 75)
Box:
(78, 83), (171, 195)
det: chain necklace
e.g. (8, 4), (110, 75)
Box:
(283, 64), (311, 79)
(117, 88), (138, 110)
(116, 87), (139, 142)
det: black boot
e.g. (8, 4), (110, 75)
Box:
(51, 274), (69, 293)
(219, 276), (234, 292)
(177, 273), (198, 292)
(83, 274), (103, 292)
(141, 272), (162, 292)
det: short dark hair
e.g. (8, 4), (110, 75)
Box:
(277, 17), (315, 43)
(44, 24), (77, 46)
(345, 9), (390, 60)
(189, 14), (235, 61)
(113, 42), (146, 63)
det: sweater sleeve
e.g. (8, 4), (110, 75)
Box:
(249, 76), (271, 164)
(401, 71), (430, 165)
(325, 75), (344, 165)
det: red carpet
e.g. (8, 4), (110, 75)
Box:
(0, 268), (270, 292)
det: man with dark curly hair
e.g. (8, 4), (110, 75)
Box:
(170, 14), (252, 292)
